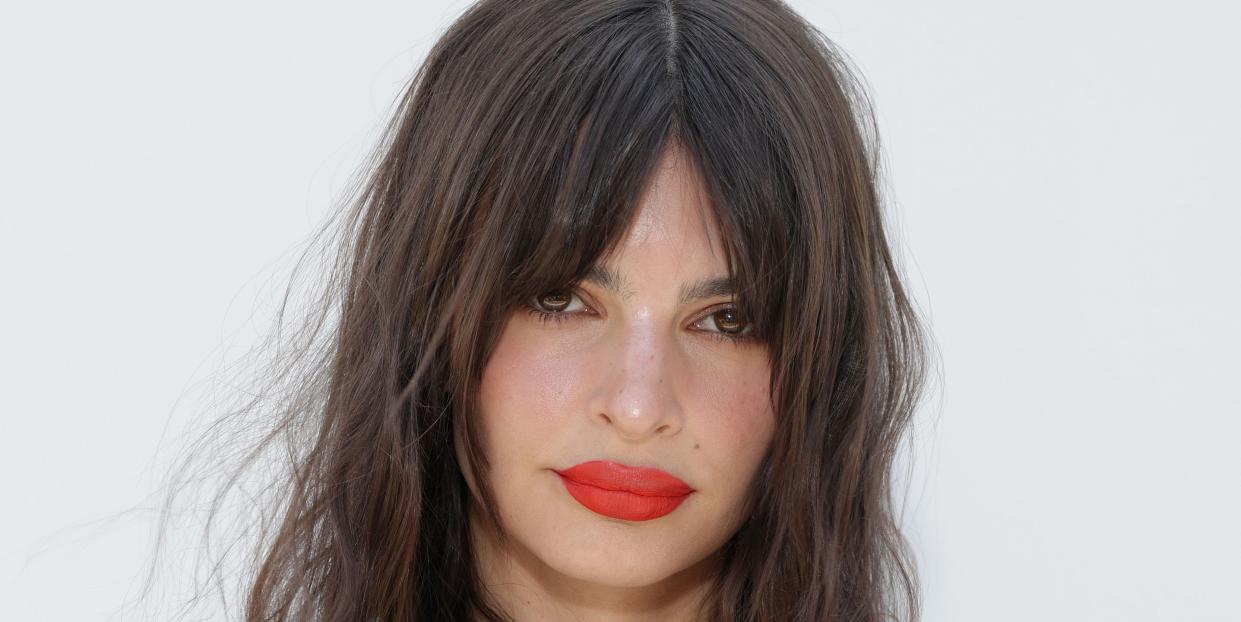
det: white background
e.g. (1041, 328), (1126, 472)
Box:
(2, 1), (1238, 620)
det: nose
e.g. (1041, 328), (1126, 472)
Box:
(591, 311), (685, 441)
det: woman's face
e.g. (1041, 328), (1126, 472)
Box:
(466, 143), (775, 598)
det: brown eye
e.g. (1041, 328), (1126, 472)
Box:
(534, 290), (574, 313)
(708, 307), (750, 335)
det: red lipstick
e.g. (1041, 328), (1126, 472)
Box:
(554, 460), (694, 522)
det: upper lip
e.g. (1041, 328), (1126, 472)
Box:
(554, 460), (694, 497)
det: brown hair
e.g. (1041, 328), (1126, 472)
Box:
(141, 0), (932, 620)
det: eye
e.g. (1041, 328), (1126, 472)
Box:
(523, 289), (590, 325)
(692, 305), (755, 345)
(522, 289), (756, 345)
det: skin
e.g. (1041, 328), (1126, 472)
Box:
(460, 141), (776, 621)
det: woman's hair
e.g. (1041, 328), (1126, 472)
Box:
(141, 0), (933, 620)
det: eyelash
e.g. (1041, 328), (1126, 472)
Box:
(522, 290), (756, 345)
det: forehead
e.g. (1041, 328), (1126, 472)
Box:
(607, 142), (727, 267)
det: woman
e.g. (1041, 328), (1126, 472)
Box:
(152, 0), (931, 620)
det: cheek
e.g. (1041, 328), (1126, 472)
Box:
(694, 355), (775, 444)
(688, 355), (776, 501)
(478, 320), (586, 453)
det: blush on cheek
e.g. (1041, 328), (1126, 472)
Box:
(698, 365), (776, 456)
(481, 320), (583, 421)
(718, 390), (774, 440)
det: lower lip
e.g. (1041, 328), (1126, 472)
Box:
(556, 473), (691, 521)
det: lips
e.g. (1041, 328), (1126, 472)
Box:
(554, 460), (694, 522)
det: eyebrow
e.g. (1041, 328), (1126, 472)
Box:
(582, 264), (736, 305)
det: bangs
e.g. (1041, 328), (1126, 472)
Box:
(461, 5), (797, 349)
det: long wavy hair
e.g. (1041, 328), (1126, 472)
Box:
(139, 0), (933, 620)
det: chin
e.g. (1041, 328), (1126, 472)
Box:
(555, 553), (679, 589)
(536, 532), (711, 590)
